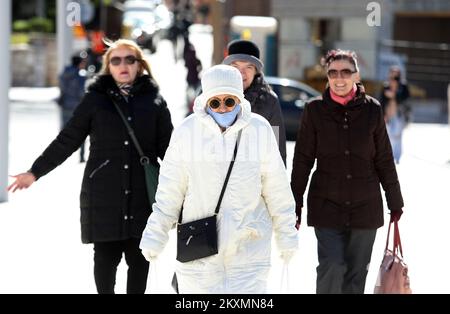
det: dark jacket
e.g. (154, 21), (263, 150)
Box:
(245, 74), (287, 165)
(380, 80), (410, 106)
(291, 84), (403, 229)
(183, 44), (202, 87)
(30, 75), (173, 243)
(58, 65), (86, 111)
(379, 81), (411, 122)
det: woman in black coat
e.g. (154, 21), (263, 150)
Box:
(8, 39), (173, 294)
(291, 49), (404, 294)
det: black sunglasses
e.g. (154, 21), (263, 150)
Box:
(110, 55), (141, 66)
(327, 69), (356, 79)
(207, 97), (237, 109)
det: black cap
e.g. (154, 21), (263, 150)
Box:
(227, 40), (260, 59)
(222, 40), (263, 71)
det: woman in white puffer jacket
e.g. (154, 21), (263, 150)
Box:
(140, 65), (298, 293)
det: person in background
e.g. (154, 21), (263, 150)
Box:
(168, 0), (193, 62)
(183, 37), (202, 115)
(222, 39), (287, 165)
(8, 39), (173, 294)
(58, 52), (88, 162)
(196, 1), (210, 24)
(140, 65), (298, 293)
(380, 66), (411, 163)
(291, 49), (404, 294)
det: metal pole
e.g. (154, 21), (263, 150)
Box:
(36, 0), (46, 18)
(448, 83), (450, 125)
(211, 0), (225, 65)
(100, 0), (107, 35)
(57, 0), (74, 75)
(0, 0), (11, 202)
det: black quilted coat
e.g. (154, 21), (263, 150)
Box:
(30, 75), (173, 243)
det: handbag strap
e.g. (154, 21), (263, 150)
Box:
(393, 220), (404, 257)
(178, 130), (242, 224)
(385, 220), (404, 257)
(214, 130), (242, 214)
(108, 91), (149, 165)
(385, 221), (392, 250)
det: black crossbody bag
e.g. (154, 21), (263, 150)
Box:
(176, 130), (242, 263)
(109, 92), (159, 207)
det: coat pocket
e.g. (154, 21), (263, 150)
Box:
(89, 159), (110, 179)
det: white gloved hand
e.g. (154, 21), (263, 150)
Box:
(141, 249), (158, 262)
(280, 250), (296, 264)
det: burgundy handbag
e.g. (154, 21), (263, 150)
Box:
(374, 220), (412, 294)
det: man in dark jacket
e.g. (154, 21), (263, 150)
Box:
(58, 53), (87, 162)
(223, 40), (287, 165)
(379, 66), (411, 163)
(183, 38), (202, 114)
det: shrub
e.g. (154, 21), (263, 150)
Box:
(29, 17), (54, 33)
(13, 20), (31, 32)
(11, 33), (30, 45)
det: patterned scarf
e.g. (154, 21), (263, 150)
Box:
(116, 82), (134, 101)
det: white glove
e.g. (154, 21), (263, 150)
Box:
(141, 249), (158, 262)
(280, 250), (296, 264)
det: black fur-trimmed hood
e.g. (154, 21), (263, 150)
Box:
(87, 74), (159, 95)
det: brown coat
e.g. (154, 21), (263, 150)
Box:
(291, 84), (403, 229)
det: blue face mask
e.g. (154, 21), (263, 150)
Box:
(207, 104), (241, 128)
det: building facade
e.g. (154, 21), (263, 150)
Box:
(271, 0), (450, 98)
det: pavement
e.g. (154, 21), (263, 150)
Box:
(2, 34), (450, 294)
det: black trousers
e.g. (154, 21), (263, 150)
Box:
(93, 238), (149, 294)
(314, 227), (377, 294)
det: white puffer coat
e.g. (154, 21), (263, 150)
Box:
(140, 98), (298, 293)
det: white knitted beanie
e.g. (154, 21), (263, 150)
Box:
(195, 65), (245, 108)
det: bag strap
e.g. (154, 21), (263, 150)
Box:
(214, 130), (242, 214)
(385, 221), (392, 250)
(109, 91), (150, 165)
(178, 130), (242, 224)
(393, 220), (404, 257)
(385, 220), (404, 258)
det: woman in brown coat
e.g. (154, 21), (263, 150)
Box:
(291, 49), (404, 294)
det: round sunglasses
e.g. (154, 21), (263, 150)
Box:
(207, 97), (237, 109)
(110, 55), (141, 66)
(327, 68), (357, 79)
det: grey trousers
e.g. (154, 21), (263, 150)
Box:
(314, 227), (377, 294)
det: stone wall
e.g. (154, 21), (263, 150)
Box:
(11, 34), (58, 87)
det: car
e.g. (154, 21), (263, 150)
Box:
(122, 0), (172, 53)
(266, 76), (321, 141)
(185, 75), (321, 140)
